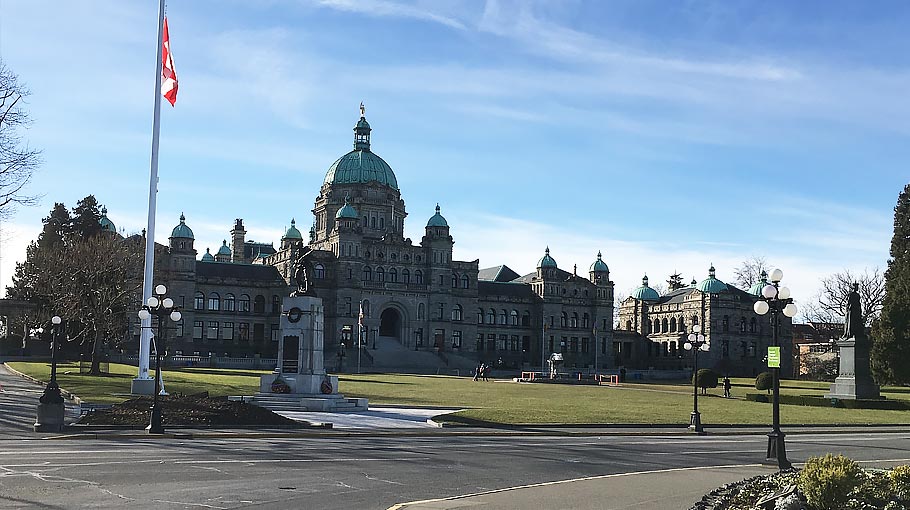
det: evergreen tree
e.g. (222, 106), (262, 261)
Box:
(71, 195), (102, 239)
(36, 202), (71, 249)
(872, 184), (910, 384)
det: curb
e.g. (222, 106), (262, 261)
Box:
(3, 362), (83, 405)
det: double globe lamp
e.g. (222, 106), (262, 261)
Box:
(752, 268), (797, 469)
(684, 325), (710, 434)
(138, 284), (181, 434)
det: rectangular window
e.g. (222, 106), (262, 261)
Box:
(208, 297), (220, 311)
(548, 335), (554, 352)
(415, 328), (424, 347)
(452, 330), (462, 348)
(437, 303), (444, 320)
(601, 337), (607, 355)
(176, 320), (184, 338)
(254, 323), (265, 342)
(570, 337), (578, 353)
(581, 337), (589, 354)
(476, 333), (484, 351)
(223, 322), (234, 341)
(194, 295), (205, 310)
(510, 335), (519, 351)
(193, 321), (203, 340)
(239, 322), (250, 341)
(487, 334), (496, 351)
(561, 336), (568, 353)
(434, 329), (445, 349)
(271, 324), (279, 342)
(207, 321), (218, 340)
(499, 334), (508, 351)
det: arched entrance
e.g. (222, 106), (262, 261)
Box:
(379, 308), (402, 344)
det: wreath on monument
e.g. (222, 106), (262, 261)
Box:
(270, 377), (291, 394)
(286, 307), (303, 323)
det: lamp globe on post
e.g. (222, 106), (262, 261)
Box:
(684, 324), (709, 434)
(753, 268), (796, 470)
(34, 315), (66, 432)
(139, 284), (181, 435)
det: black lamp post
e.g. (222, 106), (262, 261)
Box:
(753, 268), (797, 470)
(138, 284), (181, 435)
(34, 316), (65, 432)
(337, 342), (346, 372)
(684, 324), (709, 434)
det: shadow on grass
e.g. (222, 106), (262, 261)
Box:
(340, 377), (414, 385)
(168, 368), (265, 378)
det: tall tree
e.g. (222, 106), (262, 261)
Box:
(71, 195), (102, 239)
(0, 61), (40, 217)
(733, 256), (771, 290)
(872, 184), (910, 384)
(36, 202), (70, 249)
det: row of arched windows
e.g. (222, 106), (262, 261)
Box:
(545, 312), (590, 329)
(362, 266), (423, 284)
(637, 314), (760, 335)
(478, 308), (532, 327)
(195, 292), (281, 314)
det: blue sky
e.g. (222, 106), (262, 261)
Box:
(0, 0), (905, 310)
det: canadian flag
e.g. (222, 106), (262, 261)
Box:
(161, 17), (178, 106)
(358, 301), (364, 326)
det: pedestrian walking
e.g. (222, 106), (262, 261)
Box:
(473, 364), (481, 382)
(723, 376), (732, 398)
(481, 363), (490, 382)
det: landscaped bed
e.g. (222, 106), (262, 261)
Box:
(77, 393), (301, 428)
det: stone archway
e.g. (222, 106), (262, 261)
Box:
(379, 307), (402, 344)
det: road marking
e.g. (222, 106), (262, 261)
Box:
(386, 463), (764, 510)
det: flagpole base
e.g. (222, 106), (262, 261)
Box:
(131, 378), (156, 395)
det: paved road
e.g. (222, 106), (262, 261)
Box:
(1, 432), (909, 509)
(0, 364), (80, 439)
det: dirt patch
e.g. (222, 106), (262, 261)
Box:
(77, 393), (300, 427)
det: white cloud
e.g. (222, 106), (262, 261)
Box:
(315, 0), (468, 30)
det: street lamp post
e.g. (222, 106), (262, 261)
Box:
(34, 316), (64, 432)
(753, 268), (797, 470)
(684, 324), (710, 434)
(138, 284), (181, 435)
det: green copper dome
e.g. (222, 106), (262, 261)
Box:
(201, 248), (214, 262)
(696, 264), (728, 293)
(335, 197), (358, 219)
(427, 204), (448, 227)
(99, 206), (116, 233)
(170, 213), (194, 239)
(590, 250), (609, 272)
(748, 270), (770, 297)
(217, 240), (231, 256)
(537, 247), (557, 268)
(323, 108), (398, 190)
(284, 218), (303, 239)
(632, 275), (660, 302)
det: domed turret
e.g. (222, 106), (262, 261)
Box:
(748, 270), (770, 297)
(201, 247), (214, 262)
(589, 251), (609, 273)
(696, 264), (728, 293)
(99, 206), (116, 234)
(170, 213), (194, 239)
(335, 197), (358, 219)
(215, 239), (231, 263)
(322, 104), (398, 190)
(427, 204), (448, 227)
(537, 247), (557, 269)
(632, 275), (660, 302)
(283, 218), (303, 240)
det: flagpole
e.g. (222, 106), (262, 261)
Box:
(132, 0), (167, 394)
(357, 300), (363, 374)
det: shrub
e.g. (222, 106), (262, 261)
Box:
(799, 454), (864, 509)
(755, 371), (773, 393)
(891, 465), (910, 501)
(692, 369), (719, 395)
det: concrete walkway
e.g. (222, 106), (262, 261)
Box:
(275, 404), (462, 429)
(0, 363), (80, 438)
(389, 464), (770, 510)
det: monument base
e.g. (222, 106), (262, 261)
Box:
(34, 402), (65, 432)
(260, 371), (338, 395)
(826, 376), (881, 400)
(131, 377), (156, 395)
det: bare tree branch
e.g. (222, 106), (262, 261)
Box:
(733, 256), (771, 290)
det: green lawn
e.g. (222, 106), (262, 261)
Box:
(8, 362), (910, 425)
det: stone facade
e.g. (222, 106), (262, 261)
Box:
(616, 270), (792, 377)
(124, 110), (615, 369)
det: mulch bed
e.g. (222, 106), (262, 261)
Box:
(77, 393), (300, 427)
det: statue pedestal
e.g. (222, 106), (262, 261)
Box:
(826, 337), (881, 400)
(34, 402), (65, 432)
(252, 296), (367, 412)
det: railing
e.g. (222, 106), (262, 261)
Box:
(109, 353), (278, 370)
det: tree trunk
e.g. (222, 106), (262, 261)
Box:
(90, 329), (103, 375)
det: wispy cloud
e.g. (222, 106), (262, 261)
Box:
(314, 0), (468, 30)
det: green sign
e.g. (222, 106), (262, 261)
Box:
(767, 346), (781, 368)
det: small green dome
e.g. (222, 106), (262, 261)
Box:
(335, 197), (358, 219)
(201, 248), (214, 262)
(632, 275), (660, 302)
(537, 247), (557, 268)
(748, 270), (770, 296)
(427, 204), (448, 227)
(590, 250), (609, 272)
(99, 206), (116, 233)
(170, 213), (194, 239)
(284, 218), (303, 239)
(216, 240), (231, 256)
(696, 264), (728, 293)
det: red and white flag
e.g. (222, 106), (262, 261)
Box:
(161, 16), (178, 106)
(358, 301), (364, 326)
